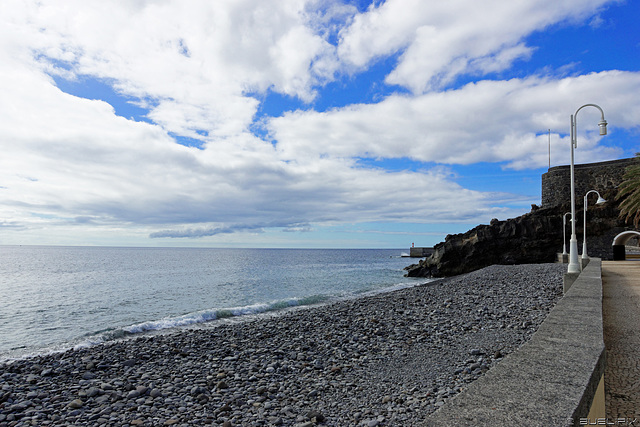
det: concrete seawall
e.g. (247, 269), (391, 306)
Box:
(409, 247), (434, 257)
(423, 259), (605, 426)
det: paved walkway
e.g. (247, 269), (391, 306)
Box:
(602, 260), (640, 419)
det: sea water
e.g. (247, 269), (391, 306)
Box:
(0, 246), (423, 361)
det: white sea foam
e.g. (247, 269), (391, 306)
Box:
(118, 295), (333, 336)
(0, 247), (420, 361)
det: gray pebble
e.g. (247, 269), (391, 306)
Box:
(0, 263), (564, 426)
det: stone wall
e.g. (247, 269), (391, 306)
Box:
(409, 247), (434, 257)
(541, 158), (635, 208)
(424, 260), (606, 426)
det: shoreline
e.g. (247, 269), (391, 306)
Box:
(0, 263), (565, 426)
(0, 248), (417, 364)
(0, 277), (424, 365)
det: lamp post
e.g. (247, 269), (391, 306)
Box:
(562, 212), (571, 255)
(582, 190), (606, 259)
(567, 104), (607, 273)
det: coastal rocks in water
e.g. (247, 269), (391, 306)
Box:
(0, 263), (564, 426)
(405, 205), (563, 278)
(405, 192), (625, 278)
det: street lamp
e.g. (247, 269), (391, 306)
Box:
(582, 190), (606, 259)
(562, 212), (572, 255)
(567, 104), (607, 273)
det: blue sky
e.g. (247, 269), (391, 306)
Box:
(0, 0), (639, 248)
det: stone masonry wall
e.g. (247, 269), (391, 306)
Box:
(541, 158), (635, 208)
(541, 157), (638, 260)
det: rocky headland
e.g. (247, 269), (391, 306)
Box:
(0, 263), (564, 426)
(405, 187), (628, 278)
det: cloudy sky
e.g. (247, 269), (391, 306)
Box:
(1, 0), (638, 248)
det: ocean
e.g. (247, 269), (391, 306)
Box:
(0, 246), (424, 361)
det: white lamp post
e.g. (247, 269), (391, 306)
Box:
(562, 212), (571, 255)
(567, 104), (607, 273)
(582, 190), (606, 259)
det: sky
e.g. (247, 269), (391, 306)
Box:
(0, 0), (639, 249)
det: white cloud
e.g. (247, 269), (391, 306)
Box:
(337, 0), (616, 92)
(0, 74), (505, 236)
(271, 70), (640, 170)
(0, 45), (505, 241)
(6, 0), (342, 140)
(0, 0), (635, 246)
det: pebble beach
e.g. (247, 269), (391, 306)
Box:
(0, 263), (565, 426)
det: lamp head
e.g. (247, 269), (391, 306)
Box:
(596, 196), (606, 205)
(598, 119), (608, 135)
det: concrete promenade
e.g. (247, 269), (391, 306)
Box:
(602, 260), (640, 419)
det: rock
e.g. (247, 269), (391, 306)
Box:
(307, 410), (325, 422)
(86, 387), (101, 397)
(9, 402), (30, 412)
(405, 192), (625, 278)
(122, 359), (137, 367)
(190, 385), (205, 395)
(95, 394), (110, 404)
(68, 399), (83, 409)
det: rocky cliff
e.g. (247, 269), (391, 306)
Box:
(405, 188), (629, 278)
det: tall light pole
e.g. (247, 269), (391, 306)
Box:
(582, 190), (606, 259)
(567, 104), (607, 274)
(548, 129), (551, 170)
(562, 212), (571, 255)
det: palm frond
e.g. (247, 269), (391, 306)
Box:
(617, 153), (640, 228)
